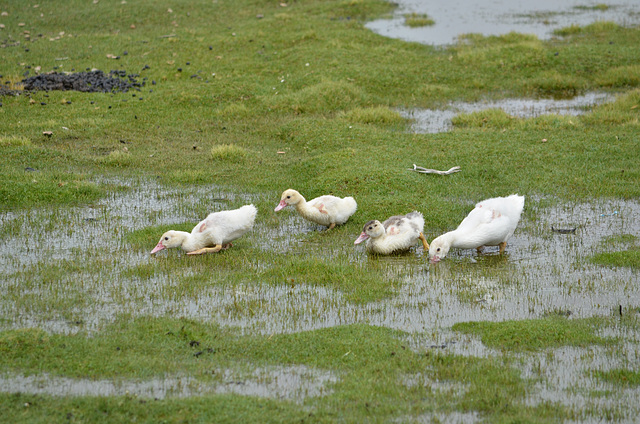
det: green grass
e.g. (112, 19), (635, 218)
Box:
(1, 0), (640, 422)
(593, 368), (640, 387)
(0, 317), (569, 422)
(404, 13), (435, 28)
(452, 316), (614, 352)
(589, 248), (640, 268)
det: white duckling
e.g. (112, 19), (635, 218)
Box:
(429, 194), (525, 262)
(274, 189), (357, 230)
(354, 211), (430, 255)
(151, 204), (257, 255)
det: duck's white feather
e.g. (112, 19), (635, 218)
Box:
(151, 204), (257, 254)
(429, 195), (524, 261)
(355, 211), (426, 255)
(275, 189), (357, 228)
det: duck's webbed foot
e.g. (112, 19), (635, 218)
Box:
(418, 232), (430, 250)
(498, 241), (507, 254)
(187, 245), (223, 255)
(327, 223), (336, 230)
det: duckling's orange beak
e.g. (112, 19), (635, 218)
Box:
(151, 242), (166, 254)
(274, 200), (287, 212)
(354, 232), (369, 245)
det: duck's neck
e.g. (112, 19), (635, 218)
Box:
(368, 229), (390, 247)
(293, 196), (312, 214)
(444, 228), (485, 249)
(368, 230), (405, 254)
(172, 231), (193, 251)
(438, 231), (457, 248)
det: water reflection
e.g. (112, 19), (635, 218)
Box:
(0, 365), (337, 401)
(366, 0), (640, 46)
(400, 92), (615, 133)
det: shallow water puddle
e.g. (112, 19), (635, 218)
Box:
(2, 184), (639, 335)
(0, 365), (337, 402)
(366, 0), (640, 46)
(400, 92), (615, 133)
(1, 182), (639, 409)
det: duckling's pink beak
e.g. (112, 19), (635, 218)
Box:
(429, 256), (441, 263)
(354, 232), (369, 245)
(274, 200), (287, 212)
(151, 242), (166, 254)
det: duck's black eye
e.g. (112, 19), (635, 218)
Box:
(436, 248), (440, 252)
(286, 195), (291, 199)
(368, 226), (372, 230)
(164, 236), (169, 240)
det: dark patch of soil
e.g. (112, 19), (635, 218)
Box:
(21, 70), (145, 93)
(0, 86), (19, 96)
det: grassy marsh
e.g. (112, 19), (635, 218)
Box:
(1, 0), (640, 422)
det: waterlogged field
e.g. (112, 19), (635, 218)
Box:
(1, 0), (640, 422)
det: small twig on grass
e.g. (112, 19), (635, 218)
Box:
(159, 34), (177, 38)
(410, 164), (461, 175)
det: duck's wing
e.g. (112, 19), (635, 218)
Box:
(196, 206), (257, 243)
(308, 195), (338, 215)
(382, 215), (405, 229)
(383, 213), (423, 236)
(477, 195), (525, 217)
(456, 205), (497, 232)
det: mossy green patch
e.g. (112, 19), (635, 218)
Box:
(589, 248), (640, 268)
(0, 318), (571, 422)
(404, 13), (435, 28)
(452, 316), (614, 351)
(593, 368), (640, 387)
(210, 144), (249, 162)
(0, 135), (31, 147)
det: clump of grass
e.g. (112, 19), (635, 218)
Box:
(574, 4), (610, 12)
(601, 234), (639, 245)
(455, 37), (546, 72)
(582, 89), (640, 126)
(451, 108), (514, 129)
(0, 174), (104, 209)
(210, 144), (248, 162)
(597, 65), (640, 88)
(593, 368), (640, 387)
(167, 170), (216, 185)
(554, 21), (620, 37)
(589, 249), (640, 269)
(416, 83), (453, 99)
(452, 316), (613, 351)
(265, 80), (368, 114)
(403, 13), (434, 28)
(260, 255), (395, 303)
(0, 135), (31, 147)
(523, 114), (580, 130)
(215, 102), (251, 119)
(339, 106), (406, 126)
(525, 70), (587, 97)
(97, 150), (132, 167)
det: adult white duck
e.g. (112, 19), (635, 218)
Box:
(274, 189), (357, 230)
(354, 211), (430, 255)
(429, 194), (524, 262)
(151, 204), (257, 255)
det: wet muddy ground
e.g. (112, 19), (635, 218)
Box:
(366, 0), (640, 46)
(1, 181), (638, 410)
